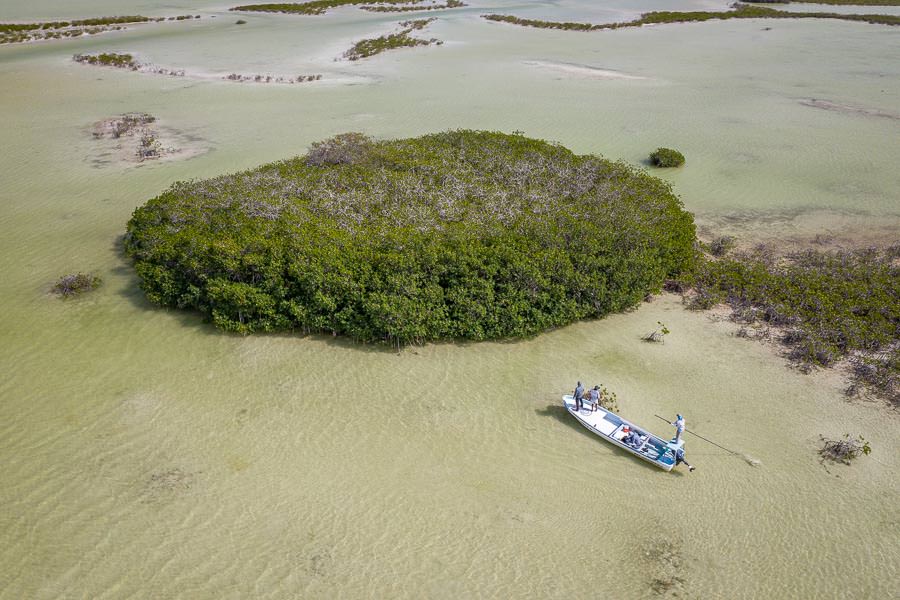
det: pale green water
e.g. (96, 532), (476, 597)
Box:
(1, 2), (898, 598)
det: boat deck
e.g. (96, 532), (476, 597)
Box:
(563, 394), (679, 470)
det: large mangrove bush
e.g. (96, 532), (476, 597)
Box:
(125, 130), (696, 343)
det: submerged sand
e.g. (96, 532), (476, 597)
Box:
(0, 2), (897, 598)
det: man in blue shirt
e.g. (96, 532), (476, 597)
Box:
(573, 381), (584, 412)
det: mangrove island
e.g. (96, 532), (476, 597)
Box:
(124, 130), (696, 344)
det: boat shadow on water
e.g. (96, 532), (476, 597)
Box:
(535, 404), (679, 475)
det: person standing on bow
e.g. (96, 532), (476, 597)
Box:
(573, 381), (584, 412)
(672, 414), (685, 443)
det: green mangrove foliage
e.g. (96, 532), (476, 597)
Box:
(649, 148), (685, 168)
(684, 246), (899, 403)
(53, 273), (102, 297)
(344, 19), (440, 60)
(125, 131), (696, 344)
(362, 0), (465, 12)
(74, 53), (138, 69)
(232, 1), (425, 16)
(1, 15), (199, 44)
(481, 4), (900, 31)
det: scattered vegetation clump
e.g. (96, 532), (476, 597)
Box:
(74, 52), (138, 69)
(649, 147), (685, 168)
(362, 0), (466, 12)
(1, 15), (199, 44)
(481, 4), (900, 31)
(819, 434), (871, 464)
(343, 19), (440, 60)
(52, 273), (102, 297)
(231, 1), (421, 16)
(707, 235), (736, 257)
(124, 130), (696, 344)
(642, 321), (670, 343)
(137, 133), (162, 160)
(236, 19), (248, 24)
(597, 386), (620, 412)
(224, 72), (322, 83)
(682, 246), (899, 404)
(92, 113), (174, 163)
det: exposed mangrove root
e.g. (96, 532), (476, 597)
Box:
(92, 112), (155, 139)
(52, 273), (102, 297)
(225, 73), (322, 83)
(74, 53), (319, 85)
(74, 53), (186, 76)
(642, 321), (670, 343)
(92, 113), (174, 163)
(343, 18), (440, 60)
(819, 434), (871, 465)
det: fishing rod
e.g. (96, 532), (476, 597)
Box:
(653, 414), (741, 456)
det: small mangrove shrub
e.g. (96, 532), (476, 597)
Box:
(73, 52), (138, 69)
(707, 235), (736, 257)
(819, 434), (871, 465)
(649, 148), (685, 168)
(597, 385), (620, 412)
(642, 321), (670, 343)
(53, 273), (102, 297)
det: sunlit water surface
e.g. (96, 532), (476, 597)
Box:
(1, 1), (898, 598)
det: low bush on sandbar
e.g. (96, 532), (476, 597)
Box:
(53, 273), (102, 297)
(343, 19), (439, 60)
(74, 52), (138, 69)
(124, 130), (696, 344)
(649, 148), (685, 168)
(819, 434), (871, 465)
(231, 1), (419, 16)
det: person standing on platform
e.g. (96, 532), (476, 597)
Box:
(672, 414), (685, 443)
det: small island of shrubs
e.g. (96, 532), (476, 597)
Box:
(53, 273), (102, 297)
(344, 18), (440, 60)
(650, 148), (685, 168)
(125, 130), (696, 344)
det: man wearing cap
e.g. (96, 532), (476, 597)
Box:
(673, 414), (685, 443)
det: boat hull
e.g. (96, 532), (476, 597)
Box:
(563, 395), (679, 471)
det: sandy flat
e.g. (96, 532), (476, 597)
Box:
(524, 59), (649, 80)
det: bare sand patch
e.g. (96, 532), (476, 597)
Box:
(524, 60), (649, 80)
